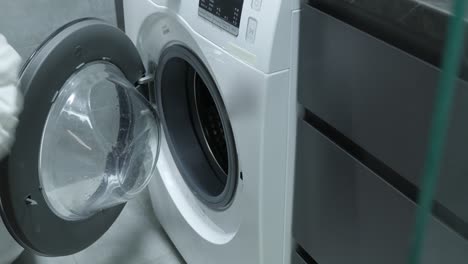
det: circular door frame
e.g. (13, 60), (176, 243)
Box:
(155, 45), (239, 210)
(0, 18), (146, 256)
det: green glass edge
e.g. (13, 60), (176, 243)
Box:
(409, 1), (467, 263)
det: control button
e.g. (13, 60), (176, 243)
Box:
(252, 0), (262, 11)
(246, 17), (257, 44)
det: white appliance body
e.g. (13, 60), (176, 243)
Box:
(123, 0), (300, 263)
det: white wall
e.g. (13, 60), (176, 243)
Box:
(0, 0), (116, 59)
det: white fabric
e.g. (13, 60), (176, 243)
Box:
(0, 33), (22, 159)
(0, 33), (23, 263)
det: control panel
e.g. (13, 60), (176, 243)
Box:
(199, 0), (244, 36)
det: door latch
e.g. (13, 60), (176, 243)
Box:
(25, 195), (38, 206)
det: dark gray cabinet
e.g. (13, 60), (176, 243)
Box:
(292, 252), (308, 264)
(293, 121), (468, 263)
(298, 4), (468, 225)
(293, 4), (468, 263)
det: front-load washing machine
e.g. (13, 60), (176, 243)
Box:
(0, 0), (300, 263)
(124, 0), (300, 263)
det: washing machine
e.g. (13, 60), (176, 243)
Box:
(0, 0), (300, 263)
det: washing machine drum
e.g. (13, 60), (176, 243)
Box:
(0, 18), (161, 256)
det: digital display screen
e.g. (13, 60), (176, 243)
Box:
(199, 0), (244, 36)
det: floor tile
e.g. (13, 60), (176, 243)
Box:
(143, 253), (186, 264)
(73, 195), (183, 264)
(14, 252), (77, 264)
(13, 192), (183, 264)
(0, 218), (23, 264)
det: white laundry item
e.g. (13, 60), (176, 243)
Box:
(0, 33), (23, 159)
(0, 33), (24, 263)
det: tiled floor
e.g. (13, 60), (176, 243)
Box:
(14, 189), (185, 264)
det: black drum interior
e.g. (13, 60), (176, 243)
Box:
(156, 45), (238, 210)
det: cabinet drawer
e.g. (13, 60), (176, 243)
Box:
(298, 4), (468, 227)
(293, 120), (468, 264)
(292, 251), (308, 264)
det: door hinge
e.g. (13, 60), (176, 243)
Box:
(136, 74), (155, 100)
(138, 74), (155, 85)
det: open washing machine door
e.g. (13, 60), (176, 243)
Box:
(0, 18), (161, 256)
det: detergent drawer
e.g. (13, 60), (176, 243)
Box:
(298, 4), (468, 231)
(293, 120), (468, 264)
